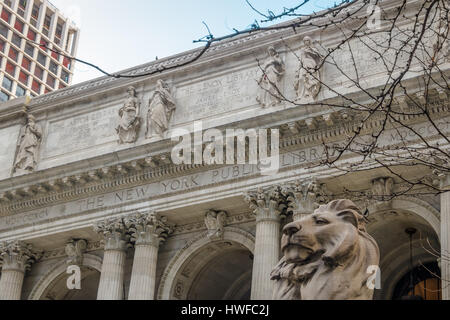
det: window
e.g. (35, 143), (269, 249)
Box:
(19, 0), (28, 10)
(1, 8), (11, 23)
(34, 66), (43, 80)
(21, 56), (31, 71)
(9, 47), (19, 62)
(31, 79), (41, 93)
(12, 33), (22, 48)
(0, 22), (9, 38)
(31, 4), (40, 19)
(61, 70), (70, 83)
(0, 91), (9, 102)
(49, 60), (58, 74)
(25, 43), (35, 57)
(18, 71), (28, 85)
(4, 1), (12, 8)
(51, 50), (59, 60)
(31, 4), (40, 27)
(46, 74), (55, 88)
(37, 52), (47, 66)
(27, 29), (36, 41)
(43, 14), (52, 36)
(55, 23), (63, 45)
(2, 76), (13, 92)
(40, 39), (48, 51)
(63, 56), (71, 69)
(16, 85), (26, 97)
(18, 0), (28, 17)
(5, 61), (16, 76)
(14, 19), (24, 33)
(0, 38), (5, 52)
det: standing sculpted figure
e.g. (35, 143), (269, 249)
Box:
(116, 86), (141, 144)
(256, 46), (285, 108)
(13, 114), (42, 175)
(294, 36), (324, 102)
(146, 80), (176, 139)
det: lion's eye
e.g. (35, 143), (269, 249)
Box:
(315, 218), (329, 225)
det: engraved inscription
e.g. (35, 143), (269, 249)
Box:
(44, 107), (118, 158)
(174, 68), (259, 123)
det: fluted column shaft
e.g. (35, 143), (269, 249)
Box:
(97, 247), (127, 300)
(128, 242), (159, 300)
(244, 187), (286, 300)
(95, 219), (129, 300)
(126, 211), (172, 300)
(0, 268), (25, 300)
(441, 175), (450, 300)
(252, 214), (281, 300)
(0, 241), (39, 300)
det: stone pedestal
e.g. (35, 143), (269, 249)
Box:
(0, 241), (39, 300)
(94, 218), (129, 300)
(125, 212), (172, 300)
(441, 174), (450, 300)
(244, 187), (286, 300)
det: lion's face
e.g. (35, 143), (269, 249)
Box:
(273, 199), (379, 300)
(281, 200), (364, 266)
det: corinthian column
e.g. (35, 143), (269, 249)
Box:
(0, 241), (40, 300)
(94, 218), (130, 300)
(282, 179), (329, 221)
(124, 211), (173, 300)
(440, 174), (450, 300)
(244, 186), (286, 300)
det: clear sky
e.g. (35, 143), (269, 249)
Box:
(50, 0), (337, 84)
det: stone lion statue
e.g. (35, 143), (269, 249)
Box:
(271, 199), (380, 300)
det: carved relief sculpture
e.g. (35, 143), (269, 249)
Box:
(13, 114), (42, 176)
(271, 199), (380, 300)
(294, 36), (324, 102)
(204, 210), (228, 240)
(116, 86), (141, 144)
(256, 46), (285, 108)
(146, 80), (176, 139)
(65, 239), (87, 265)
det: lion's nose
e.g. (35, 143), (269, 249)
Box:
(283, 223), (301, 236)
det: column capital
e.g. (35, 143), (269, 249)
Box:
(437, 172), (450, 190)
(282, 179), (330, 220)
(124, 211), (174, 247)
(244, 186), (287, 223)
(94, 218), (130, 251)
(0, 240), (41, 273)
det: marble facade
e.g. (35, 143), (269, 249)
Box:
(0, 0), (449, 300)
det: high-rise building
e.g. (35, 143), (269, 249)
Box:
(0, 0), (79, 102)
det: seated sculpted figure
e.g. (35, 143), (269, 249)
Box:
(271, 199), (380, 300)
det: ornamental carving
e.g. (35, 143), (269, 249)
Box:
(146, 80), (176, 139)
(93, 218), (130, 251)
(294, 36), (324, 102)
(271, 199), (380, 300)
(65, 239), (87, 265)
(282, 179), (330, 220)
(0, 240), (41, 272)
(243, 186), (287, 222)
(124, 211), (174, 246)
(13, 114), (43, 176)
(256, 46), (285, 108)
(116, 86), (141, 144)
(204, 210), (228, 240)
